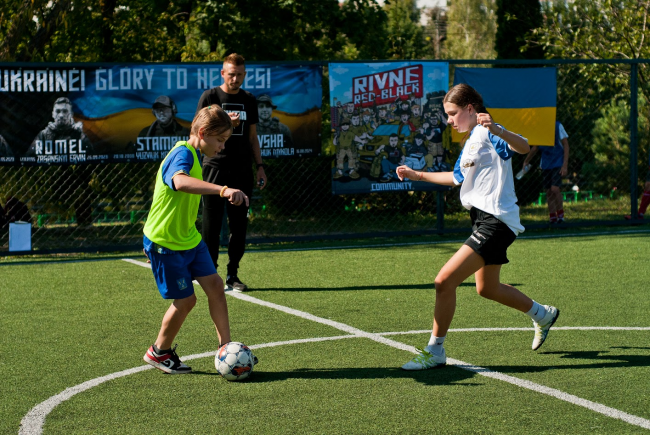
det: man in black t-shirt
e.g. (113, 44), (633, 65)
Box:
(196, 53), (267, 292)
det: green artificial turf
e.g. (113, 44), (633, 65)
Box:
(1, 231), (648, 434)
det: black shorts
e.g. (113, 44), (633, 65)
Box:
(464, 208), (517, 265)
(542, 168), (562, 189)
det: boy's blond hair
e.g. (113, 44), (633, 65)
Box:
(190, 105), (232, 137)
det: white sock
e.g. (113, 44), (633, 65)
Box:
(426, 335), (445, 355)
(526, 301), (546, 323)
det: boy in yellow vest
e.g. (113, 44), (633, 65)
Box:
(142, 106), (253, 374)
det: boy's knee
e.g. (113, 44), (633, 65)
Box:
(175, 294), (197, 312)
(199, 274), (225, 297)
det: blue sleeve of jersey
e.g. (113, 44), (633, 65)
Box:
(453, 147), (464, 185)
(489, 126), (514, 161)
(161, 147), (195, 190)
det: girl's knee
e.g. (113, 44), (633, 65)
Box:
(475, 285), (488, 298)
(475, 284), (498, 300)
(434, 275), (455, 293)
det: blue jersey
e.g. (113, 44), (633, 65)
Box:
(539, 122), (568, 170)
(161, 146), (200, 190)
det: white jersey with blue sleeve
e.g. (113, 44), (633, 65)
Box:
(453, 125), (525, 236)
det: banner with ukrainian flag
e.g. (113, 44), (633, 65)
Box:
(452, 67), (557, 146)
(0, 62), (322, 166)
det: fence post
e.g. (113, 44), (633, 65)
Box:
(630, 62), (639, 218)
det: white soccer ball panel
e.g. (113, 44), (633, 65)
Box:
(226, 342), (244, 353)
(224, 353), (239, 365)
(236, 352), (251, 365)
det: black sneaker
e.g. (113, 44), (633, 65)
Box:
(143, 344), (192, 374)
(226, 275), (248, 292)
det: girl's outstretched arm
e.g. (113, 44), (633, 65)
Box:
(396, 165), (456, 186)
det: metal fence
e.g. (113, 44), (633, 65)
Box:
(1, 59), (648, 255)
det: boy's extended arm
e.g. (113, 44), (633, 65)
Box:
(172, 174), (249, 206)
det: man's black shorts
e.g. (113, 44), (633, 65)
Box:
(542, 167), (562, 189)
(464, 207), (517, 265)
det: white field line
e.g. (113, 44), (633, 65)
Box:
(380, 326), (650, 335)
(18, 336), (357, 435)
(18, 259), (650, 434)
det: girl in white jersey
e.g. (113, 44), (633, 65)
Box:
(396, 84), (560, 371)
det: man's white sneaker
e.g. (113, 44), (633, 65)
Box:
(532, 305), (560, 350)
(401, 347), (446, 370)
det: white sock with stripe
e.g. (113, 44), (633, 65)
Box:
(426, 335), (446, 356)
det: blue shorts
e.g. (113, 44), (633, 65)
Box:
(143, 236), (217, 300)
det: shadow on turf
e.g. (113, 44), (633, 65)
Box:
(251, 283), (522, 292)
(486, 348), (650, 374)
(191, 366), (481, 386)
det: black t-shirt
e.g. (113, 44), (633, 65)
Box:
(196, 87), (258, 170)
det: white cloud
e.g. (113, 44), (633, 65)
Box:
(332, 66), (349, 75)
(330, 78), (342, 91)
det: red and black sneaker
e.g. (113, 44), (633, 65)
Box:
(143, 344), (192, 374)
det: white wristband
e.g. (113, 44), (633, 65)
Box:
(498, 125), (505, 137)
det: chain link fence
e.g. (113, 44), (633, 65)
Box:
(1, 59), (648, 255)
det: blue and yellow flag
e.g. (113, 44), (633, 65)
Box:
(452, 67), (557, 146)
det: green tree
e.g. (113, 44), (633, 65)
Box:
(495, 0), (543, 59)
(384, 0), (429, 59)
(339, 0), (389, 60)
(530, 0), (650, 193)
(0, 0), (193, 62)
(442, 0), (498, 60)
(532, 0), (650, 102)
(585, 95), (649, 193)
(182, 0), (344, 61)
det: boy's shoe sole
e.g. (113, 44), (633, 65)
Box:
(143, 346), (192, 374)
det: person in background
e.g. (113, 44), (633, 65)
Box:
(195, 53), (267, 292)
(522, 121), (570, 224)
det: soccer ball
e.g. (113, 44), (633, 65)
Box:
(215, 342), (254, 381)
